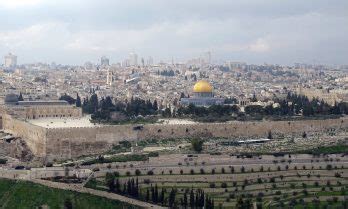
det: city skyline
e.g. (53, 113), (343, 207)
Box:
(0, 0), (347, 65)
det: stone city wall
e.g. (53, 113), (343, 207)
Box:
(2, 114), (348, 160)
(2, 114), (47, 157)
(45, 125), (138, 160)
(44, 117), (348, 160)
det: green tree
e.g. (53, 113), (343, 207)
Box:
(76, 93), (81, 107)
(191, 138), (204, 152)
(105, 172), (115, 192)
(63, 198), (73, 209)
(18, 92), (24, 101)
(59, 93), (76, 105)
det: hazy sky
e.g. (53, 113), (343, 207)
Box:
(0, 0), (347, 65)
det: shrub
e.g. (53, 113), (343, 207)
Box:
(314, 181), (319, 187)
(190, 169), (195, 175)
(191, 138), (204, 152)
(45, 162), (53, 167)
(209, 183), (216, 188)
(113, 171), (120, 177)
(211, 168), (215, 174)
(200, 168), (205, 174)
(147, 170), (154, 175)
(233, 182), (237, 187)
(221, 167), (225, 174)
(180, 169), (183, 175)
(221, 182), (227, 188)
(148, 152), (159, 157)
(126, 171), (131, 176)
(135, 169), (141, 176)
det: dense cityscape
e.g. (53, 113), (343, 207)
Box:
(0, 0), (348, 209)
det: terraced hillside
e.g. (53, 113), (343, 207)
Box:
(86, 154), (348, 208)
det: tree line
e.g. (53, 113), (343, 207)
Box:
(59, 92), (347, 123)
(104, 173), (214, 208)
(245, 93), (348, 116)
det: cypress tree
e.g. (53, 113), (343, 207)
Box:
(76, 93), (81, 107)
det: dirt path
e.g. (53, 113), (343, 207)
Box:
(31, 179), (167, 209)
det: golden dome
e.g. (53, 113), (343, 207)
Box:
(193, 80), (213, 93)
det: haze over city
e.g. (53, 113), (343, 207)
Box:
(0, 1), (348, 209)
(0, 0), (347, 65)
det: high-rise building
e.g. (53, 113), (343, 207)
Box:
(200, 51), (211, 65)
(129, 53), (138, 66)
(146, 56), (154, 66)
(141, 58), (145, 67)
(122, 59), (130, 67)
(4, 53), (17, 68)
(100, 56), (110, 66)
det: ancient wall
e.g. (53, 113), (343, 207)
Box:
(45, 125), (138, 160)
(2, 114), (47, 157)
(2, 111), (348, 161)
(138, 118), (348, 139)
(25, 105), (82, 119)
(44, 117), (348, 160)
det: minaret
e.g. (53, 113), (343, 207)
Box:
(106, 68), (113, 86)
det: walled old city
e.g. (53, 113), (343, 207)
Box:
(1, 49), (348, 208)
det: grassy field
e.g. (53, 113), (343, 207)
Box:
(0, 178), (140, 209)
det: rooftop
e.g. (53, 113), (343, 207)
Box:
(18, 100), (68, 106)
